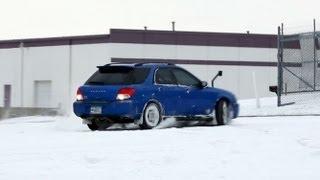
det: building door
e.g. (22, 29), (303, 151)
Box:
(4, 85), (11, 108)
(34, 81), (52, 107)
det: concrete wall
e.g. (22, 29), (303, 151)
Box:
(0, 107), (59, 119)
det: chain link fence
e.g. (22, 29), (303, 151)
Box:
(277, 21), (320, 106)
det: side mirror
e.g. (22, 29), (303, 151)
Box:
(199, 81), (208, 88)
(211, 71), (223, 87)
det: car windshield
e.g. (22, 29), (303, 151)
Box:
(85, 66), (150, 85)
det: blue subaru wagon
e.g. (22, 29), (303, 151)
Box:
(73, 62), (239, 130)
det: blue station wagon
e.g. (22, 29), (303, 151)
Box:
(73, 62), (239, 130)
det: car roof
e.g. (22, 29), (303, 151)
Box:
(98, 62), (176, 68)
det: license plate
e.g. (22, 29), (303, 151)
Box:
(90, 106), (102, 114)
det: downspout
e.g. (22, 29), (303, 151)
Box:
(19, 42), (24, 107)
(68, 39), (73, 115)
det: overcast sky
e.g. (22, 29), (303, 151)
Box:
(0, 0), (319, 40)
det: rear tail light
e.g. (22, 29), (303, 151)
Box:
(116, 87), (135, 100)
(76, 88), (84, 101)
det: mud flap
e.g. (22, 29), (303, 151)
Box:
(134, 114), (143, 125)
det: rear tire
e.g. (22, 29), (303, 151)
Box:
(87, 119), (111, 131)
(216, 100), (230, 125)
(139, 103), (162, 129)
(87, 123), (99, 131)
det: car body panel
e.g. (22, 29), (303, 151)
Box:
(152, 84), (186, 116)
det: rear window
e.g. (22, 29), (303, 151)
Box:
(85, 66), (150, 85)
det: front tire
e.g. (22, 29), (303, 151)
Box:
(139, 103), (162, 129)
(216, 100), (230, 125)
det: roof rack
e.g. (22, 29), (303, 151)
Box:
(134, 62), (175, 66)
(97, 61), (175, 68)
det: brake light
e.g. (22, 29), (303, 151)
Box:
(76, 88), (84, 101)
(116, 87), (135, 100)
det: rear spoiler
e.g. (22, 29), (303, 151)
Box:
(97, 62), (123, 68)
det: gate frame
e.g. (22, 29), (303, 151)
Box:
(277, 19), (319, 106)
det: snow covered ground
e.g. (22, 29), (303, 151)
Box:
(1, 96), (320, 180)
(0, 114), (320, 180)
(239, 94), (320, 116)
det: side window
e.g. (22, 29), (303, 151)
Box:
(172, 68), (200, 87)
(155, 68), (177, 85)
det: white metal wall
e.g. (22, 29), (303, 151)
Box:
(34, 80), (52, 107)
(70, 43), (110, 113)
(0, 48), (21, 107)
(0, 42), (277, 114)
(110, 43), (278, 99)
(23, 46), (70, 111)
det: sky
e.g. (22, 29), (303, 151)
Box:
(0, 0), (319, 40)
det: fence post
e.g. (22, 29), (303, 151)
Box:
(252, 71), (261, 108)
(313, 19), (317, 91)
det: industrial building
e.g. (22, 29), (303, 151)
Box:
(0, 29), (278, 115)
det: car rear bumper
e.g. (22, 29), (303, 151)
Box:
(73, 100), (142, 121)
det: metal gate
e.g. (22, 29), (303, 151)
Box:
(277, 21), (320, 106)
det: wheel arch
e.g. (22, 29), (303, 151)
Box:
(144, 99), (164, 114)
(135, 98), (165, 125)
(215, 96), (230, 110)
